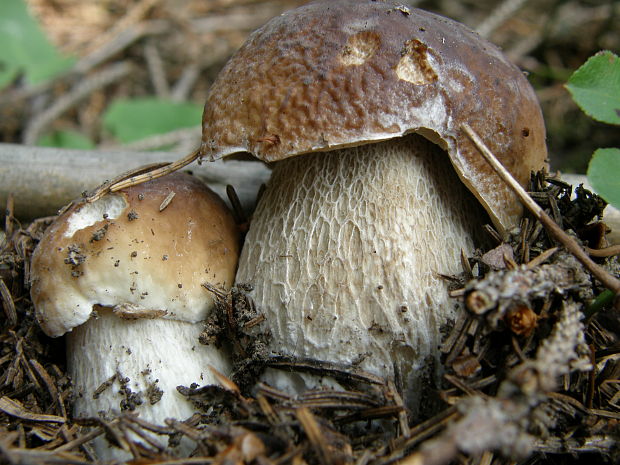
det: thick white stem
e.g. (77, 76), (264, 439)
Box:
(236, 135), (487, 408)
(67, 310), (229, 460)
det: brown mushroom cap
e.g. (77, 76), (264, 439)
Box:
(200, 0), (547, 232)
(31, 172), (239, 337)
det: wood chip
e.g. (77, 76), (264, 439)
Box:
(0, 396), (66, 423)
(159, 191), (176, 211)
(0, 278), (17, 326)
(296, 407), (333, 465)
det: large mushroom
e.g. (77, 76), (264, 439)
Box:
(30, 172), (239, 457)
(200, 0), (548, 408)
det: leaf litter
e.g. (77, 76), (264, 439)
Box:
(0, 170), (618, 464)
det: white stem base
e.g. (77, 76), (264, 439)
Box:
(236, 135), (487, 410)
(67, 310), (230, 460)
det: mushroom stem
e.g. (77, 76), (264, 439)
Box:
(236, 134), (488, 409)
(68, 309), (229, 459)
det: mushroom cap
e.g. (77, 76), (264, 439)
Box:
(200, 0), (547, 232)
(31, 172), (239, 337)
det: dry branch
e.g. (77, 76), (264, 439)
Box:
(0, 143), (270, 220)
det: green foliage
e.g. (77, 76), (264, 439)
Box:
(587, 148), (620, 208)
(0, 0), (74, 88)
(37, 130), (95, 150)
(565, 51), (620, 210)
(102, 98), (203, 144)
(566, 51), (620, 125)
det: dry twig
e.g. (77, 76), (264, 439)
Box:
(461, 123), (620, 296)
(22, 62), (133, 145)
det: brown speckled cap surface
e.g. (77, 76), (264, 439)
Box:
(30, 173), (240, 337)
(200, 0), (547, 232)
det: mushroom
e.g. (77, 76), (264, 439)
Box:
(199, 1), (548, 408)
(30, 172), (239, 457)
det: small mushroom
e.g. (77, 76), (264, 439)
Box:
(200, 1), (548, 409)
(30, 172), (239, 457)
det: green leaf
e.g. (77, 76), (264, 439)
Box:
(102, 98), (202, 144)
(38, 130), (95, 150)
(566, 51), (620, 125)
(0, 0), (74, 88)
(587, 148), (620, 209)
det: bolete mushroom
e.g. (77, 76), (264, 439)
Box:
(197, 0), (548, 408)
(30, 172), (239, 457)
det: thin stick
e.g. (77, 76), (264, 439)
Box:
(461, 123), (620, 295)
(171, 64), (201, 102)
(106, 126), (201, 151)
(85, 149), (201, 203)
(296, 407), (334, 465)
(74, 20), (169, 74)
(226, 185), (248, 225)
(80, 162), (168, 205)
(0, 21), (167, 108)
(23, 62), (132, 145)
(584, 245), (620, 258)
(85, 0), (159, 54)
(476, 0), (529, 38)
(144, 40), (170, 97)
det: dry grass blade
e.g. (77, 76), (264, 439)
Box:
(300, 390), (380, 408)
(82, 161), (172, 204)
(525, 246), (558, 269)
(372, 407), (459, 465)
(333, 405), (404, 424)
(256, 393), (282, 426)
(256, 382), (293, 402)
(54, 427), (105, 453)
